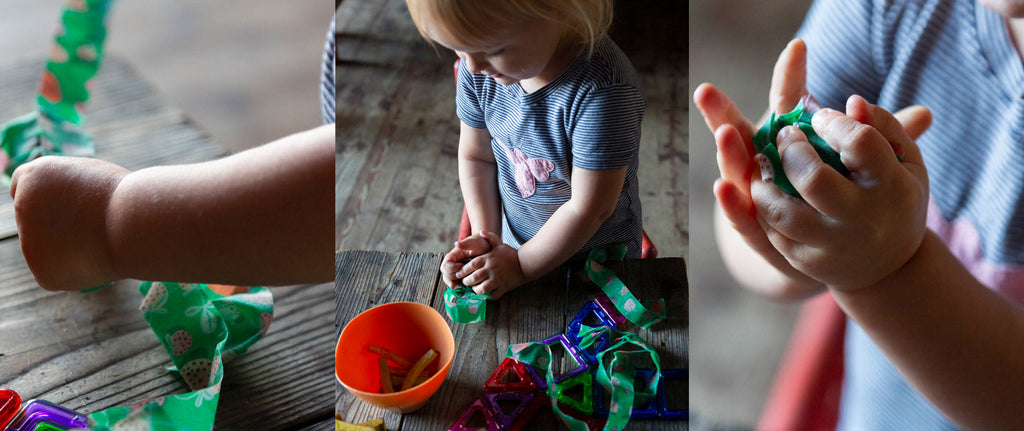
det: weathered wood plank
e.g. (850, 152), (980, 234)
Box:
(335, 0), (463, 254)
(0, 236), (334, 429)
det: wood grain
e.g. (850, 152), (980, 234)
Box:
(0, 56), (332, 429)
(336, 251), (688, 430)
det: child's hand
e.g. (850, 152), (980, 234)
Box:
(750, 95), (930, 291)
(9, 156), (129, 291)
(440, 232), (494, 287)
(695, 39), (822, 295)
(454, 231), (526, 300)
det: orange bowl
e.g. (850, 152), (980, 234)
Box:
(336, 302), (455, 413)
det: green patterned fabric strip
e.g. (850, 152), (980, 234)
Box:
(506, 325), (660, 431)
(584, 244), (666, 328)
(0, 0), (109, 183)
(88, 282), (274, 430)
(443, 285), (488, 323)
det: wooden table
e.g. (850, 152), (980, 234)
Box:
(0, 57), (334, 430)
(335, 251), (688, 430)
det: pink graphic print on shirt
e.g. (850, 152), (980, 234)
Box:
(498, 139), (554, 198)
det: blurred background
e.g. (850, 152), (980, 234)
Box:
(689, 0), (814, 429)
(0, 0), (332, 154)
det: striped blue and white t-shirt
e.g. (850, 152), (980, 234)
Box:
(321, 15), (336, 125)
(798, 0), (1024, 428)
(456, 36), (646, 258)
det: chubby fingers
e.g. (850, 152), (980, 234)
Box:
(769, 39), (808, 114)
(750, 168), (835, 245)
(812, 107), (902, 183)
(773, 125), (856, 218)
(694, 83), (756, 144)
(893, 105), (932, 141)
(716, 123), (754, 185)
(846, 95), (929, 167)
(456, 255), (486, 282)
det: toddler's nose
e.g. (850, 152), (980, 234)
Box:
(461, 53), (486, 74)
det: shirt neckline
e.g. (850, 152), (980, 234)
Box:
(511, 41), (592, 104)
(975, 2), (1024, 100)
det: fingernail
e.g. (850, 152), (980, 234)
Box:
(777, 125), (799, 144)
(754, 153), (774, 182)
(781, 139), (817, 177)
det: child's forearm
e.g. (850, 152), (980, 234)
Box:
(459, 159), (501, 234)
(516, 166), (626, 281)
(105, 124), (334, 286)
(458, 123), (501, 234)
(831, 231), (1024, 430)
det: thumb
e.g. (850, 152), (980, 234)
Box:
(893, 105), (932, 141)
(480, 230), (503, 249)
(769, 39), (808, 114)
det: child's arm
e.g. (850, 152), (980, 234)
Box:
(457, 121), (502, 234)
(440, 122), (502, 286)
(759, 96), (1024, 429)
(455, 165), (627, 299)
(10, 124), (334, 291)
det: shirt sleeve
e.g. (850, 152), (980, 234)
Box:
(797, 0), (888, 109)
(569, 84), (645, 170)
(455, 60), (487, 129)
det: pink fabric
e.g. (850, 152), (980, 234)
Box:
(499, 139), (554, 198)
(927, 199), (1024, 304)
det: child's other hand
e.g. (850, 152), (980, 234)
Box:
(751, 95), (931, 291)
(440, 231), (494, 287)
(9, 156), (129, 291)
(454, 231), (526, 300)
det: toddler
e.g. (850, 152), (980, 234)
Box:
(406, 0), (646, 299)
(696, 0), (1024, 428)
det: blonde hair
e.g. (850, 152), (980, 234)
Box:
(406, 0), (613, 55)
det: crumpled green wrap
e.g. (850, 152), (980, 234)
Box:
(752, 95), (849, 197)
(443, 285), (488, 323)
(506, 325), (660, 431)
(88, 282), (274, 430)
(0, 0), (109, 185)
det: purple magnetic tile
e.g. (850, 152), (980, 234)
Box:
(483, 391), (536, 429)
(540, 334), (588, 383)
(594, 294), (627, 327)
(10, 400), (88, 431)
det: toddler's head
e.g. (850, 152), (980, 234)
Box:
(406, 0), (612, 85)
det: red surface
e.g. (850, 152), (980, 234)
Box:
(0, 388), (22, 428)
(483, 358), (538, 393)
(757, 292), (846, 431)
(336, 302), (455, 413)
